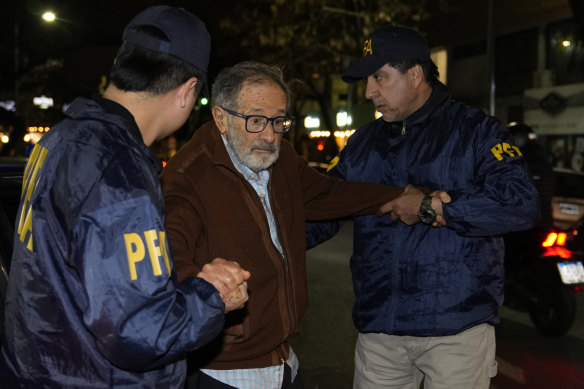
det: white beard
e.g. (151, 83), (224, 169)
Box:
(226, 121), (280, 173)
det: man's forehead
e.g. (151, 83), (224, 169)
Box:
(239, 78), (282, 92)
(237, 81), (286, 111)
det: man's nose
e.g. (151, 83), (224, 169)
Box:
(365, 77), (378, 100)
(259, 123), (277, 142)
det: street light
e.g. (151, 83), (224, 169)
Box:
(42, 12), (57, 23)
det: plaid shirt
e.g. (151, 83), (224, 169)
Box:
(201, 136), (299, 388)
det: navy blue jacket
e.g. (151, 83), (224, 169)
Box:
(0, 97), (225, 388)
(307, 83), (539, 336)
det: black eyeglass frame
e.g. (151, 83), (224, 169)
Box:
(220, 106), (295, 134)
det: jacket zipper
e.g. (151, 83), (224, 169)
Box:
(388, 133), (409, 330)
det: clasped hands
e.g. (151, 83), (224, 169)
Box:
(378, 184), (451, 227)
(197, 258), (251, 312)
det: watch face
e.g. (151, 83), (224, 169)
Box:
(418, 196), (437, 224)
(419, 209), (437, 224)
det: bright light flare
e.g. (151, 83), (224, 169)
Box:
(336, 111), (352, 127)
(42, 11), (56, 23)
(542, 232), (567, 247)
(542, 231), (572, 258)
(304, 116), (320, 129)
(542, 232), (558, 247)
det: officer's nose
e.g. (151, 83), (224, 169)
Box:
(365, 77), (378, 100)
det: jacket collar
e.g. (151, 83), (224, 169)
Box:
(384, 81), (451, 134)
(407, 81), (450, 126)
(198, 120), (240, 173)
(73, 95), (163, 172)
(91, 94), (144, 144)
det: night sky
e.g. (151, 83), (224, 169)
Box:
(0, 0), (239, 98)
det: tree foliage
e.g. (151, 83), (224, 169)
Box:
(218, 0), (439, 130)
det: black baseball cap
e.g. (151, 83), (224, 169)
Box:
(342, 25), (430, 83)
(122, 5), (211, 72)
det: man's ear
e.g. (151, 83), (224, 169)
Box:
(212, 105), (229, 135)
(178, 77), (199, 108)
(409, 65), (424, 88)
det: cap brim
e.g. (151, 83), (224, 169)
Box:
(342, 56), (389, 83)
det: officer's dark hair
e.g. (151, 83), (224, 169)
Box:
(110, 25), (206, 96)
(388, 58), (440, 86)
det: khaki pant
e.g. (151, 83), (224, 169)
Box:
(353, 324), (498, 389)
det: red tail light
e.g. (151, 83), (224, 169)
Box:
(543, 246), (573, 259)
(556, 232), (567, 246)
(542, 232), (572, 258)
(542, 232), (567, 247)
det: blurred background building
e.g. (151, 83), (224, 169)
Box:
(0, 0), (582, 168)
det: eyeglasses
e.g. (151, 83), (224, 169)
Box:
(221, 106), (295, 134)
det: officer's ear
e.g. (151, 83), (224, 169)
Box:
(177, 77), (198, 108)
(212, 105), (229, 135)
(409, 65), (424, 88)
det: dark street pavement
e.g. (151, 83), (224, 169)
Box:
(292, 222), (584, 389)
(291, 222), (357, 389)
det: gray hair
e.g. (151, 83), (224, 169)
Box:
(211, 61), (292, 111)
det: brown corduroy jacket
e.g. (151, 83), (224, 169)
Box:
(160, 120), (403, 370)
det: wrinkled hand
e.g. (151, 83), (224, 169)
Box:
(197, 258), (251, 312)
(377, 185), (452, 226)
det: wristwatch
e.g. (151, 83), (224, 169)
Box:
(417, 195), (437, 225)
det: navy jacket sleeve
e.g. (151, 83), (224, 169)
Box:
(306, 220), (343, 249)
(304, 155), (346, 249)
(442, 116), (540, 236)
(50, 143), (225, 371)
(74, 196), (224, 370)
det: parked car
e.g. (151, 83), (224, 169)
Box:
(552, 168), (584, 229)
(0, 157), (26, 338)
(551, 169), (584, 253)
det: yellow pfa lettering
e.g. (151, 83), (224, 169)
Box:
(158, 231), (171, 276)
(491, 144), (503, 161)
(503, 142), (516, 157)
(326, 156), (339, 172)
(17, 143), (49, 251)
(125, 233), (145, 281)
(19, 206), (34, 251)
(362, 39), (373, 56)
(144, 229), (163, 276)
(491, 142), (523, 161)
(125, 230), (171, 281)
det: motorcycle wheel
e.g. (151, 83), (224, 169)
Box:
(528, 285), (576, 337)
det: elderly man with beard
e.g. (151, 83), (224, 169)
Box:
(160, 61), (447, 389)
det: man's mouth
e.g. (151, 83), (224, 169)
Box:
(251, 142), (276, 153)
